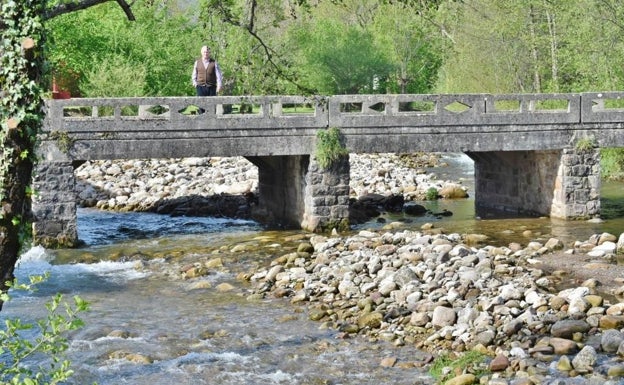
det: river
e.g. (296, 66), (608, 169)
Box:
(2, 153), (623, 385)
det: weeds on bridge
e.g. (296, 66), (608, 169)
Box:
(49, 131), (75, 154)
(574, 136), (596, 153)
(315, 127), (348, 169)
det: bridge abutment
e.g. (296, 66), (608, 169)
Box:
(247, 155), (350, 232)
(31, 143), (79, 247)
(469, 148), (600, 219)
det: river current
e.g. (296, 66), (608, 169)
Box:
(3, 153), (624, 384)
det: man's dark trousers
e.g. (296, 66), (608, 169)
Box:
(196, 85), (217, 96)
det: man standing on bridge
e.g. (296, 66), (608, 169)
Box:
(192, 45), (223, 96)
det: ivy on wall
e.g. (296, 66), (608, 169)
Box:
(0, 0), (46, 283)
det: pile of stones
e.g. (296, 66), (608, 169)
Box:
(246, 228), (624, 384)
(74, 153), (468, 216)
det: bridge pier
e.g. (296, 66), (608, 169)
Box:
(31, 142), (79, 247)
(247, 155), (350, 232)
(468, 148), (600, 219)
(30, 152), (352, 248)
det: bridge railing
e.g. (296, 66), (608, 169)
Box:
(328, 93), (586, 128)
(44, 95), (329, 132)
(44, 92), (624, 134)
(581, 92), (624, 123)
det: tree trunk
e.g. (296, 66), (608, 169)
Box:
(546, 7), (559, 91)
(0, 0), (46, 309)
(528, 5), (542, 93)
(1, 0), (134, 311)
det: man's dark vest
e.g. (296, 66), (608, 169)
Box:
(196, 58), (217, 86)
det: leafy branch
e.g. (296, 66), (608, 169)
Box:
(204, 0), (317, 95)
(0, 275), (91, 385)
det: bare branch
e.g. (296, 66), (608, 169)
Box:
(115, 0), (136, 20)
(44, 0), (135, 21)
(248, 0), (256, 32)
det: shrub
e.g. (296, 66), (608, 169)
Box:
(426, 187), (439, 200)
(0, 274), (90, 385)
(574, 136), (596, 152)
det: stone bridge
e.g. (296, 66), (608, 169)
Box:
(33, 92), (624, 246)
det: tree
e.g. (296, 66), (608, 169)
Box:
(0, 0), (135, 310)
(371, 1), (444, 93)
(49, 1), (201, 97)
(291, 18), (394, 95)
(202, 0), (318, 95)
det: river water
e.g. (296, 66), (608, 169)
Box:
(2, 153), (624, 385)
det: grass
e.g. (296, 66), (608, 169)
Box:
(428, 350), (490, 384)
(574, 136), (596, 152)
(601, 148), (624, 180)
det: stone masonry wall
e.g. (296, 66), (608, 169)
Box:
(31, 161), (78, 247)
(471, 149), (600, 219)
(551, 148), (601, 219)
(302, 155), (350, 232)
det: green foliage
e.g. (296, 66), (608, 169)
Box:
(290, 18), (394, 95)
(315, 127), (348, 170)
(370, 2), (443, 94)
(601, 148), (624, 181)
(428, 350), (489, 384)
(425, 187), (439, 201)
(435, 0), (624, 93)
(0, 0), (46, 256)
(575, 136), (596, 152)
(80, 56), (147, 97)
(45, 1), (445, 97)
(48, 1), (199, 97)
(0, 275), (90, 385)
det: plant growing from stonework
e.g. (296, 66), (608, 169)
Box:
(49, 131), (75, 154)
(0, 274), (91, 385)
(315, 127), (348, 170)
(575, 136), (596, 153)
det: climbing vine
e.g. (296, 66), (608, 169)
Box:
(0, 0), (46, 299)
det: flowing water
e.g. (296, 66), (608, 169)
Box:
(3, 153), (624, 385)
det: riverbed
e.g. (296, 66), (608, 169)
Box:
(3, 153), (624, 385)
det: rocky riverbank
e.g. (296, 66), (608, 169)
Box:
(74, 154), (624, 383)
(74, 153), (468, 223)
(243, 227), (624, 384)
